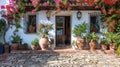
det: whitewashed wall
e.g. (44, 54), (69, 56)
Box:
(4, 10), (102, 49)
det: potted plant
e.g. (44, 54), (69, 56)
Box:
(38, 22), (53, 50)
(87, 32), (99, 52)
(0, 41), (4, 54)
(105, 32), (117, 51)
(72, 22), (87, 50)
(19, 42), (28, 50)
(49, 38), (55, 50)
(115, 33), (120, 57)
(11, 35), (22, 50)
(100, 38), (108, 51)
(31, 38), (40, 50)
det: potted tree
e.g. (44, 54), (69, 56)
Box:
(0, 41), (4, 54)
(31, 38), (40, 50)
(87, 32), (99, 52)
(72, 22), (87, 50)
(38, 22), (53, 50)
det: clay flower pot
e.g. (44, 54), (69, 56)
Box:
(39, 37), (49, 50)
(89, 40), (97, 52)
(76, 37), (86, 50)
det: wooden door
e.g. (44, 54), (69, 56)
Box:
(56, 16), (71, 47)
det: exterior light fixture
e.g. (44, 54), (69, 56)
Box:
(77, 11), (82, 20)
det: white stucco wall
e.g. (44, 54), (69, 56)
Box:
(4, 10), (102, 49)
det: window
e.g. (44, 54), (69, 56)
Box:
(90, 16), (100, 33)
(27, 15), (36, 33)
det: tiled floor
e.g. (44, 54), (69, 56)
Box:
(0, 49), (119, 67)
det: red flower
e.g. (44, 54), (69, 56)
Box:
(101, 7), (106, 15)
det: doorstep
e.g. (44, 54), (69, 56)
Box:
(10, 49), (115, 55)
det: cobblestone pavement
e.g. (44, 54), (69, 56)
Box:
(0, 50), (120, 67)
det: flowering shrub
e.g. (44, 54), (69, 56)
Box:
(0, 0), (119, 33)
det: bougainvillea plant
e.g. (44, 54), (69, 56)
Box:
(96, 0), (120, 32)
(0, 0), (120, 33)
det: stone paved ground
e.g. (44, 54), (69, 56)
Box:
(0, 50), (120, 67)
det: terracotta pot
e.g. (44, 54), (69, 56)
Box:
(89, 40), (97, 51)
(108, 43), (116, 54)
(101, 44), (107, 50)
(31, 44), (40, 50)
(39, 37), (49, 50)
(109, 43), (116, 50)
(11, 43), (18, 50)
(31, 45), (37, 50)
(76, 37), (86, 50)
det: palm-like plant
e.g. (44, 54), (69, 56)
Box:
(72, 22), (87, 38)
(105, 32), (117, 43)
(38, 23), (53, 38)
(87, 32), (99, 42)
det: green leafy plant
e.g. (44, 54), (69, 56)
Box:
(87, 32), (99, 42)
(100, 38), (108, 45)
(11, 35), (22, 43)
(38, 23), (53, 38)
(105, 32), (118, 43)
(117, 45), (120, 57)
(72, 21), (87, 38)
(0, 18), (6, 36)
(31, 38), (39, 45)
(0, 41), (3, 45)
(50, 38), (54, 45)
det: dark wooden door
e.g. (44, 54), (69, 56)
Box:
(56, 16), (71, 47)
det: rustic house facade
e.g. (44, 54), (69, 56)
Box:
(0, 0), (104, 49)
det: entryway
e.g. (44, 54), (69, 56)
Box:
(56, 16), (71, 47)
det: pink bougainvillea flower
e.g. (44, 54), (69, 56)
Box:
(55, 0), (61, 5)
(43, 2), (48, 6)
(9, 0), (15, 3)
(1, 13), (7, 18)
(32, 9), (35, 14)
(1, 5), (5, 9)
(14, 5), (19, 12)
(6, 5), (11, 13)
(31, 0), (40, 7)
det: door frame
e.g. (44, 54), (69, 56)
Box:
(55, 15), (71, 47)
